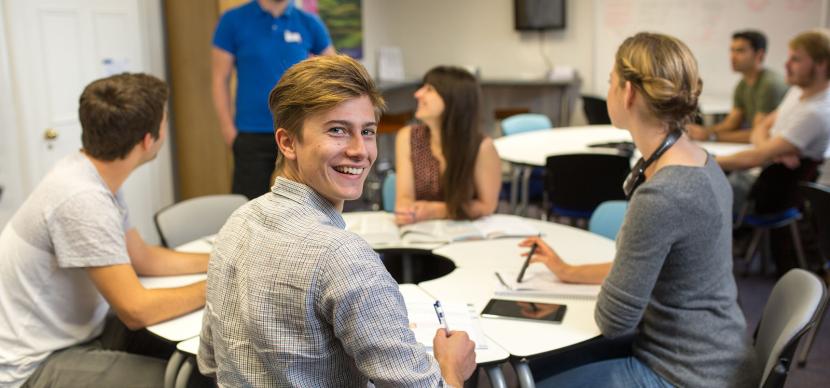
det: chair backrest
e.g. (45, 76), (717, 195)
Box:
(501, 113), (553, 136)
(582, 95), (611, 125)
(754, 268), (827, 388)
(588, 200), (628, 240)
(544, 153), (630, 218)
(799, 181), (830, 261)
(154, 194), (248, 248)
(382, 172), (396, 213)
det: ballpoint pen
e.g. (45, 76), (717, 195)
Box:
(433, 300), (451, 334)
(516, 239), (539, 283)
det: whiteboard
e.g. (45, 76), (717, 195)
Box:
(593, 0), (826, 99)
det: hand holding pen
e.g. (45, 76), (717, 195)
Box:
(518, 235), (568, 279)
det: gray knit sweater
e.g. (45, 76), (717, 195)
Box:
(596, 156), (760, 387)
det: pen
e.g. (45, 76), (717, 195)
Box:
(494, 272), (512, 290)
(516, 240), (539, 283)
(433, 300), (451, 334)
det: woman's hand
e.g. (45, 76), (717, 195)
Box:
(518, 236), (569, 278)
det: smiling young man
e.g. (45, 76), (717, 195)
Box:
(198, 55), (477, 387)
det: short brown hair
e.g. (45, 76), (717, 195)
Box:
(790, 29), (830, 78)
(79, 73), (168, 161)
(615, 32), (702, 131)
(269, 55), (386, 172)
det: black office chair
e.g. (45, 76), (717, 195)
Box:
(582, 95), (611, 125)
(544, 153), (630, 224)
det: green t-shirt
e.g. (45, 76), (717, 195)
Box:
(733, 68), (788, 128)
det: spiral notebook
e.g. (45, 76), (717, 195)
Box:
(494, 264), (601, 300)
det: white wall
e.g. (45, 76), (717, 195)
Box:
(362, 0), (596, 93)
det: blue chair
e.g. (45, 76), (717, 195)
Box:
(382, 171), (396, 212)
(501, 113), (553, 136)
(501, 114), (553, 216)
(588, 200), (628, 240)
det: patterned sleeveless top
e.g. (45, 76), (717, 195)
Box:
(410, 124), (443, 201)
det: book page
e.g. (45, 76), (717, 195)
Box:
(472, 214), (540, 239)
(495, 264), (600, 299)
(407, 302), (488, 350)
(344, 212), (401, 245)
(399, 220), (482, 243)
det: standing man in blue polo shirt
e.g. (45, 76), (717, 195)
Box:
(212, 0), (335, 199)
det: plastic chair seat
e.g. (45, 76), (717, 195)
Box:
(744, 208), (802, 229)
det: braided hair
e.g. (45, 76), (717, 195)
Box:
(615, 32), (703, 132)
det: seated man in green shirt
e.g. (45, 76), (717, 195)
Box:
(688, 30), (788, 143)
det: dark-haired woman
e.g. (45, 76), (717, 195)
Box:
(527, 33), (760, 387)
(394, 66), (501, 225)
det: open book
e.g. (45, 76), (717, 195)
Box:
(406, 301), (488, 350)
(345, 213), (540, 246)
(495, 264), (601, 300)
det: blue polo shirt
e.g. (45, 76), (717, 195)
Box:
(213, 1), (332, 133)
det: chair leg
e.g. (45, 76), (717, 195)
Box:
(511, 358), (536, 388)
(519, 166), (532, 217)
(484, 364), (508, 388)
(510, 166), (521, 214)
(174, 356), (195, 388)
(742, 229), (763, 277)
(797, 284), (829, 367)
(164, 350), (185, 388)
(761, 229), (772, 276)
(789, 222), (809, 270)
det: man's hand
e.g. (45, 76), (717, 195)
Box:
(221, 122), (238, 147)
(433, 329), (476, 387)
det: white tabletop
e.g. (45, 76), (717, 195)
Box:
(494, 124), (752, 167)
(177, 336), (200, 355)
(421, 218), (616, 358)
(419, 268), (602, 358)
(148, 213), (620, 367)
(494, 125), (631, 166)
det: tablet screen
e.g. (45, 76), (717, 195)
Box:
(480, 298), (566, 323)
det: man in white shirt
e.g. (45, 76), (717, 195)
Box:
(0, 73), (209, 387)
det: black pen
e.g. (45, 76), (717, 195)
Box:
(516, 241), (538, 283)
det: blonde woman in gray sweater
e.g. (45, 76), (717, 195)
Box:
(522, 33), (760, 388)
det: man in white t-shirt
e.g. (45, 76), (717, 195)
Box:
(718, 30), (830, 273)
(0, 74), (209, 387)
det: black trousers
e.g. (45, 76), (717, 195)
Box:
(232, 132), (277, 199)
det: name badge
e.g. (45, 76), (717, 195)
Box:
(284, 30), (302, 43)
